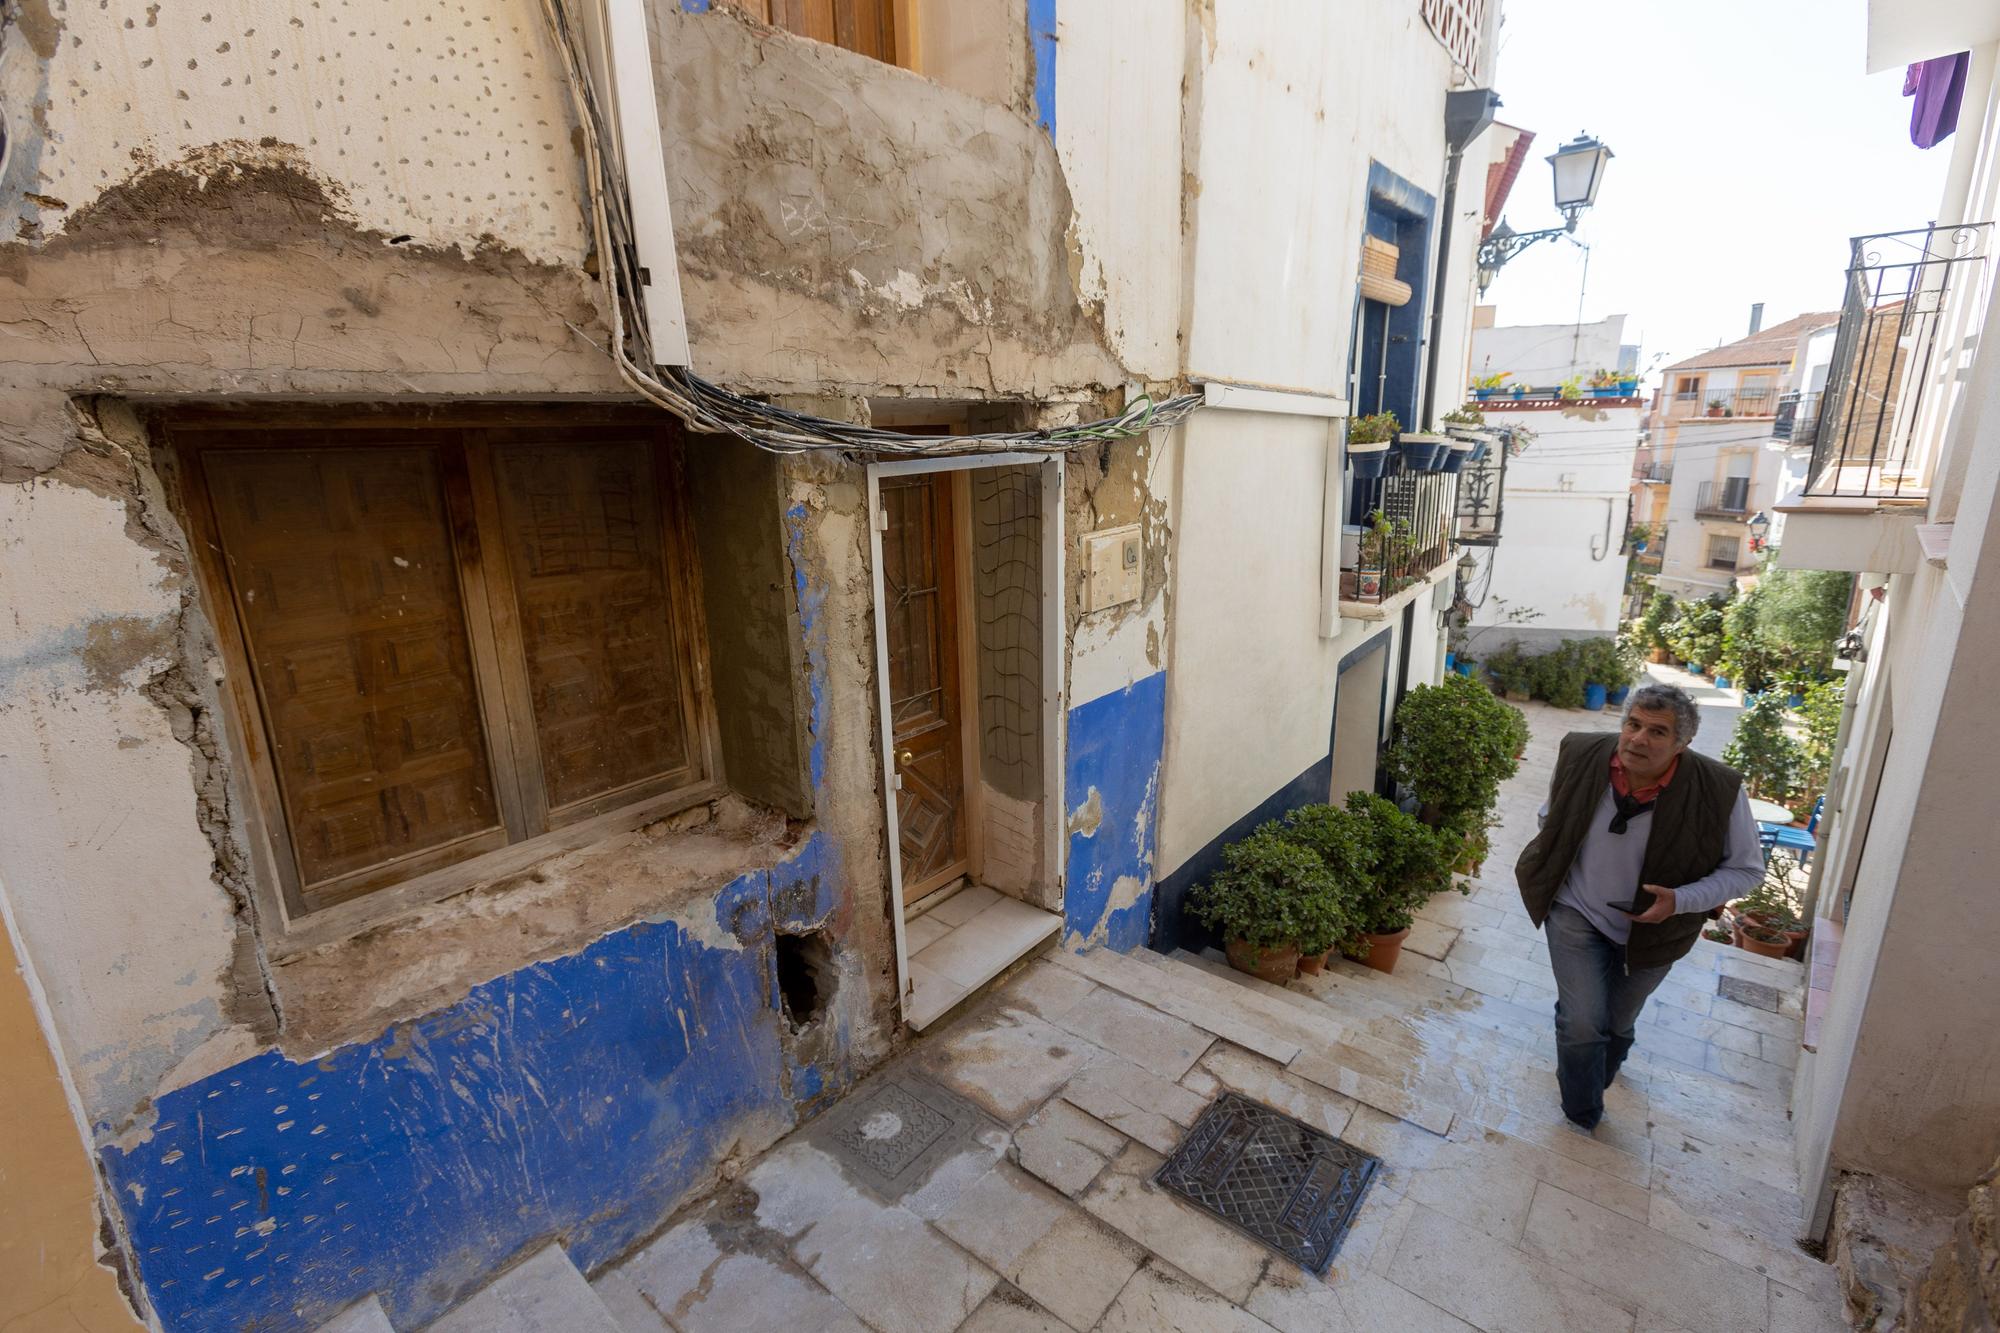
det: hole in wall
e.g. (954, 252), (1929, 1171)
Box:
(775, 930), (835, 1032)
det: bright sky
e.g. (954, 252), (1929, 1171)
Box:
(1480, 0), (1953, 381)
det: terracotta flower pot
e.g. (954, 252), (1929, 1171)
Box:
(1738, 926), (1791, 959)
(1296, 948), (1332, 977)
(1226, 937), (1301, 984)
(1356, 927), (1411, 975)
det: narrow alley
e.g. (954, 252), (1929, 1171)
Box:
(461, 688), (1831, 1333)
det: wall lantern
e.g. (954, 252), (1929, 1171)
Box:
(1747, 510), (1771, 549)
(1478, 132), (1614, 295)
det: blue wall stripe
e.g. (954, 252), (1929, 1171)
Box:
(101, 834), (845, 1333)
(1028, 0), (1057, 135)
(1062, 670), (1167, 951)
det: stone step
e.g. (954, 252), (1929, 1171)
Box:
(427, 1243), (624, 1333)
(1048, 947), (1303, 1065)
(1118, 949), (1457, 1137)
(318, 1297), (394, 1333)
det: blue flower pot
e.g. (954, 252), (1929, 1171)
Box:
(1608, 684), (1631, 706)
(1715, 675), (1732, 689)
(1399, 435), (1450, 471)
(1786, 693), (1805, 708)
(1349, 444), (1391, 478)
(1474, 389), (1496, 401)
(1590, 386), (1619, 398)
(1583, 682), (1608, 711)
(1456, 660), (1477, 678)
(1446, 652), (1458, 671)
(1439, 443), (1473, 474)
(1619, 379), (1639, 395)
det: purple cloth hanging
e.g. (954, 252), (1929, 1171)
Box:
(1905, 51), (1969, 149)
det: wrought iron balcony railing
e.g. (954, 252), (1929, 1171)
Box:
(1662, 384), (1786, 420)
(1343, 467), (1462, 605)
(1773, 390), (1821, 445)
(1695, 477), (1751, 519)
(1806, 222), (1993, 499)
(1636, 461), (1672, 483)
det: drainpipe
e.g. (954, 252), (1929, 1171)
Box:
(1421, 88), (1501, 429)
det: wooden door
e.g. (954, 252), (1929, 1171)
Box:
(881, 472), (969, 900)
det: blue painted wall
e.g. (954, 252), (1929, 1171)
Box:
(100, 834), (848, 1333)
(1062, 671), (1166, 952)
(1028, 0), (1057, 135)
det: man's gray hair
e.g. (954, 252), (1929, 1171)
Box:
(1622, 683), (1700, 744)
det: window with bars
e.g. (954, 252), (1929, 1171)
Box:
(172, 414), (715, 918)
(1705, 533), (1741, 571)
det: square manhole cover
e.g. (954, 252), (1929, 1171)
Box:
(1154, 1091), (1380, 1275)
(1717, 975), (1783, 1012)
(810, 1074), (997, 1200)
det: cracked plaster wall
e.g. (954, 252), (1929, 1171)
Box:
(0, 0), (1172, 1318)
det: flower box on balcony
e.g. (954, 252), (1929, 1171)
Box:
(1399, 433), (1450, 471)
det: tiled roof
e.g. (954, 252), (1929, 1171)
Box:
(1662, 312), (1840, 371)
(1482, 125), (1535, 238)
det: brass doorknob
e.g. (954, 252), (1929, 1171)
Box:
(898, 749), (915, 766)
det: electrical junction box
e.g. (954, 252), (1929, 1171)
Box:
(1083, 524), (1144, 611)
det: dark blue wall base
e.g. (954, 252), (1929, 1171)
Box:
(101, 834), (852, 1333)
(1062, 671), (1167, 953)
(1148, 754), (1334, 958)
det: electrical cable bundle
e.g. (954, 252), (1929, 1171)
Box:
(537, 0), (1200, 457)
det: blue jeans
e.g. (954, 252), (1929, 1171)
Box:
(1544, 902), (1672, 1127)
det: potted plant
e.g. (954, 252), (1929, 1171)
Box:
(1588, 368), (1622, 398)
(1189, 826), (1339, 983)
(1348, 411), (1398, 479)
(1618, 373), (1639, 395)
(1706, 397), (1731, 418)
(1470, 372), (1510, 401)
(1509, 382), (1528, 399)
(1558, 375), (1586, 403)
(1484, 643), (1535, 702)
(1383, 673), (1529, 831)
(1339, 793), (1459, 974)
(1274, 804), (1372, 974)
(1399, 429), (1451, 471)
(1355, 510), (1413, 598)
(1737, 924), (1792, 959)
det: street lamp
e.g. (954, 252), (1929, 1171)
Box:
(1747, 510), (1771, 551)
(1477, 132), (1614, 294)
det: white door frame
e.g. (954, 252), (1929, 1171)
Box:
(865, 453), (1067, 1021)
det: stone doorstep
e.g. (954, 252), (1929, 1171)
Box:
(906, 896), (1063, 1031)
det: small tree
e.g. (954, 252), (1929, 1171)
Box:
(1721, 590), (1777, 690)
(1759, 568), (1855, 678)
(1721, 694), (1805, 802)
(1666, 596), (1726, 669)
(1637, 591), (1677, 655)
(1794, 680), (1845, 812)
(1384, 673), (1529, 828)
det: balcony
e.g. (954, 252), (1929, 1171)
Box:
(1664, 384), (1785, 421)
(1636, 461), (1672, 484)
(1341, 466), (1461, 605)
(1695, 477), (1752, 520)
(1804, 222), (1993, 500)
(1773, 390), (1821, 445)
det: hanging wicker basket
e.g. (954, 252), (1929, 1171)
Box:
(1359, 236), (1412, 306)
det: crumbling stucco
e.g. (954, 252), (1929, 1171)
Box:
(2, 0), (588, 263)
(657, 6), (1126, 400)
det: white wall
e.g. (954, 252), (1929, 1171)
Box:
(1467, 402), (1640, 639)
(1156, 410), (1338, 874)
(1470, 315), (1629, 390)
(1182, 0), (1491, 399)
(1053, 0), (1185, 382)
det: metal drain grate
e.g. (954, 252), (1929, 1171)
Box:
(809, 1074), (997, 1200)
(1154, 1091), (1380, 1274)
(1717, 975), (1783, 1012)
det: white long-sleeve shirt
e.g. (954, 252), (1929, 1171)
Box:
(1537, 784), (1766, 946)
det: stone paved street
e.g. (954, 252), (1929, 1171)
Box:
(590, 693), (1843, 1333)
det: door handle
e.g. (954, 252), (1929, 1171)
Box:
(897, 749), (915, 767)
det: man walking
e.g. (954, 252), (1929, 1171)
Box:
(1515, 682), (1765, 1129)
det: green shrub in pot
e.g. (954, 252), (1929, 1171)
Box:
(1275, 803), (1374, 956)
(1383, 673), (1529, 829)
(1188, 825), (1344, 977)
(1342, 793), (1462, 952)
